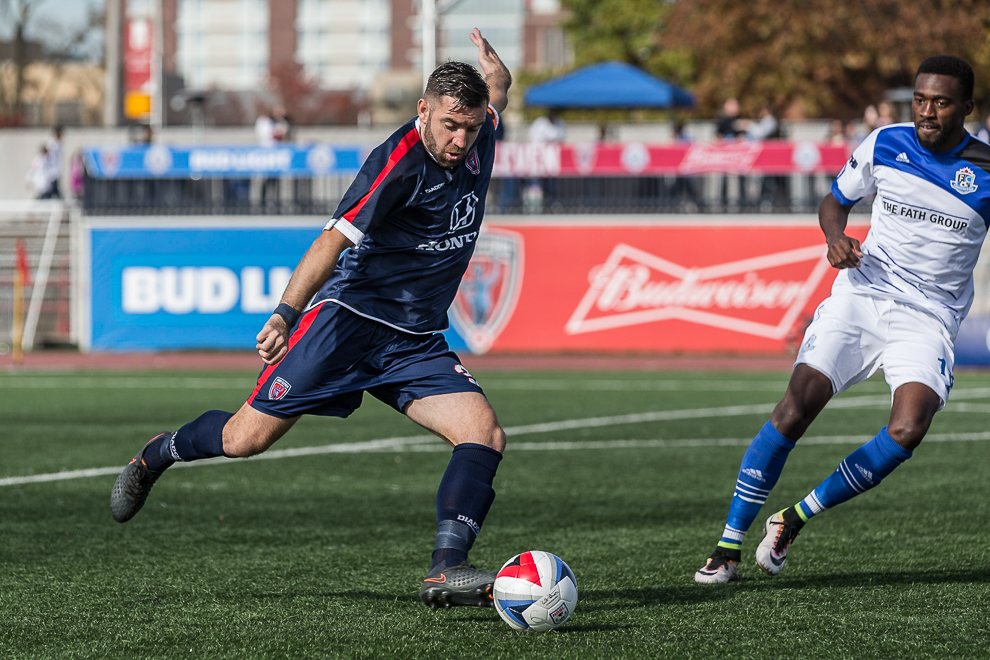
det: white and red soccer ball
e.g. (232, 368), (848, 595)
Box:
(493, 551), (578, 632)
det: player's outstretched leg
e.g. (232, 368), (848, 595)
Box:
(419, 442), (503, 610)
(109, 410), (233, 522)
(755, 426), (913, 576)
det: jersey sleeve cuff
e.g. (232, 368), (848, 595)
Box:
(830, 181), (860, 207)
(324, 217), (365, 246)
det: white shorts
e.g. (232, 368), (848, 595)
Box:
(795, 292), (954, 409)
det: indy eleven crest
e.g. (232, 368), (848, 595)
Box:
(450, 228), (524, 354)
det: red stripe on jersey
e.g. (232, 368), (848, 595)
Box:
(341, 127), (421, 224)
(247, 302), (326, 405)
(487, 106), (498, 131)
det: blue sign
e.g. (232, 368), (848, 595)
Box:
(89, 225), (320, 350)
(954, 315), (990, 366)
(88, 222), (471, 353)
(83, 144), (366, 179)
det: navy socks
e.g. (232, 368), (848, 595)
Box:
(432, 443), (503, 571)
(143, 410), (234, 472)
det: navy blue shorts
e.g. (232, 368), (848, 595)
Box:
(248, 302), (484, 419)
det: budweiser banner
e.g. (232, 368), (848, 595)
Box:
(445, 219), (870, 355)
(492, 142), (848, 177)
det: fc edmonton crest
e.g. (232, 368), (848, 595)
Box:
(269, 377), (291, 400)
(449, 228), (524, 354)
(951, 167), (979, 195)
(465, 148), (480, 175)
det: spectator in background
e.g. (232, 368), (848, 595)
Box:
(744, 106), (781, 141)
(45, 126), (63, 199)
(826, 119), (847, 145)
(26, 145), (51, 199)
(255, 109), (275, 146)
(254, 108), (277, 207)
(670, 120), (699, 210)
(273, 105), (293, 143)
(976, 115), (990, 143)
(69, 150), (85, 199)
(528, 110), (565, 143)
(716, 98), (744, 208)
(716, 98), (743, 140)
(876, 101), (898, 127)
(745, 107), (787, 210)
(527, 111), (565, 212)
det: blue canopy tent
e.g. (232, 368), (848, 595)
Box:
(524, 61), (694, 109)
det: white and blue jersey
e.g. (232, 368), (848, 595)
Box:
(830, 123), (990, 334)
(316, 106), (500, 335)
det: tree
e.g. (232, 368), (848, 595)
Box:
(561, 0), (692, 85)
(560, 0), (990, 118)
(662, 0), (990, 117)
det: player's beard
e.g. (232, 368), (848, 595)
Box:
(915, 117), (959, 151)
(422, 108), (464, 169)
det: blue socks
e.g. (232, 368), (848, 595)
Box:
(143, 410), (234, 472)
(432, 443), (503, 571)
(719, 421), (796, 550)
(796, 427), (912, 521)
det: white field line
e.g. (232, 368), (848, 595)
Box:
(0, 376), (891, 393)
(3, 389), (990, 487)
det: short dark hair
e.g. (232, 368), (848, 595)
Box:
(916, 55), (974, 101)
(425, 61), (489, 109)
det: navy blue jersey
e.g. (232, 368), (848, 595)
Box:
(315, 106), (500, 334)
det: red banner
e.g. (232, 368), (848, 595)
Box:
(124, 18), (153, 119)
(450, 221), (870, 354)
(492, 141), (849, 177)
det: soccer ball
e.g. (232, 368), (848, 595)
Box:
(493, 551), (578, 632)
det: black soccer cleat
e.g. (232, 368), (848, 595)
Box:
(419, 563), (496, 611)
(109, 433), (171, 523)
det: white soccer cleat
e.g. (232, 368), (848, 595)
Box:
(755, 509), (802, 576)
(694, 548), (740, 584)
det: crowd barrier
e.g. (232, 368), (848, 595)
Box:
(80, 142), (850, 216)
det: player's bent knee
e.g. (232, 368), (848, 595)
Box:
(886, 421), (929, 450)
(489, 425), (507, 453)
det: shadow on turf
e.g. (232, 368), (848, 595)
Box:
(578, 569), (990, 610)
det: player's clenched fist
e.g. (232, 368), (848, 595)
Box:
(826, 234), (863, 269)
(256, 314), (290, 364)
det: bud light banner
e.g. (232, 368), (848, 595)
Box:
(444, 220), (870, 355)
(83, 144), (364, 179)
(85, 220), (322, 350)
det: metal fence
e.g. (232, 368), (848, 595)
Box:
(82, 172), (849, 216)
(0, 201), (72, 351)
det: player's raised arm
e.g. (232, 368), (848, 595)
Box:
(819, 193), (862, 269)
(256, 227), (354, 364)
(470, 28), (511, 114)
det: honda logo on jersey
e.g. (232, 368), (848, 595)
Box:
(449, 192), (479, 233)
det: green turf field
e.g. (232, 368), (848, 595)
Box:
(2, 368), (989, 659)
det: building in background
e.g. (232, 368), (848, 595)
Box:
(104, 0), (570, 127)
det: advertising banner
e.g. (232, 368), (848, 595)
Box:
(87, 221), (321, 350)
(82, 141), (847, 179)
(83, 145), (365, 179)
(85, 218), (870, 356)
(492, 141), (849, 177)
(444, 220), (870, 355)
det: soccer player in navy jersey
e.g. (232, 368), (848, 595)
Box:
(111, 29), (513, 610)
(695, 55), (990, 583)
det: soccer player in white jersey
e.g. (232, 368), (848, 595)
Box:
(695, 55), (990, 583)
